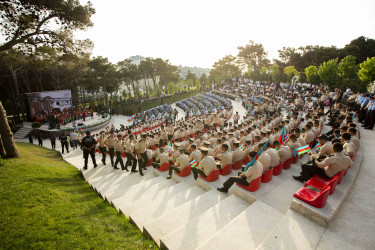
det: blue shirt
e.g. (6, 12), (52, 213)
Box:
(361, 97), (370, 107)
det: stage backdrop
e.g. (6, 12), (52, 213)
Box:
(26, 90), (72, 119)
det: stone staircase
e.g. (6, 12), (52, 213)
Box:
(13, 126), (33, 139)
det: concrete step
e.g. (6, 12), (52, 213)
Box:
(111, 176), (174, 212)
(256, 210), (325, 250)
(120, 181), (193, 217)
(83, 166), (119, 184)
(129, 186), (206, 231)
(197, 200), (284, 250)
(143, 189), (228, 246)
(99, 171), (155, 201)
(160, 195), (249, 250)
(14, 127), (33, 139)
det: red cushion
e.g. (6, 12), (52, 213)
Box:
(237, 176), (261, 192)
(232, 160), (243, 170)
(273, 163), (283, 176)
(175, 166), (191, 177)
(293, 185), (330, 208)
(283, 158), (292, 169)
(219, 164), (232, 176)
(292, 156), (298, 164)
(200, 169), (220, 182)
(243, 156), (250, 165)
(306, 175), (339, 195)
(261, 168), (273, 183)
(158, 162), (170, 172)
(146, 158), (153, 167)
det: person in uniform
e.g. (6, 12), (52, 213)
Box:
(81, 131), (97, 170)
(293, 142), (353, 182)
(233, 111), (240, 125)
(231, 140), (245, 164)
(166, 146), (189, 179)
(59, 132), (69, 154)
(189, 144), (202, 163)
(125, 134), (137, 172)
(214, 143), (232, 170)
(217, 151), (263, 193)
(105, 131), (116, 166)
(192, 147), (216, 180)
(113, 134), (125, 170)
(98, 131), (107, 165)
(135, 132), (148, 176)
(152, 147), (169, 169)
(50, 135), (56, 149)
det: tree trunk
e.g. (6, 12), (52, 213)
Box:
(0, 101), (19, 158)
(0, 135), (5, 157)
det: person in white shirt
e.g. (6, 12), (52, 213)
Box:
(217, 151), (263, 193)
(167, 147), (189, 179)
(192, 147), (217, 180)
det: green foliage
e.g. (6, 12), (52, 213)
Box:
(305, 65), (321, 85)
(31, 121), (41, 128)
(0, 0), (95, 52)
(0, 143), (157, 249)
(318, 58), (341, 88)
(338, 55), (364, 91)
(210, 55), (240, 84)
(358, 57), (375, 84)
(167, 81), (176, 94)
(237, 40), (270, 71)
(284, 65), (300, 82)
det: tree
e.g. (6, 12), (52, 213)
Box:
(284, 65), (299, 82)
(237, 40), (269, 71)
(358, 57), (375, 86)
(185, 70), (197, 81)
(305, 65), (320, 85)
(0, 101), (19, 158)
(318, 58), (341, 88)
(166, 81), (176, 94)
(0, 0), (95, 52)
(338, 55), (365, 91)
(210, 55), (241, 84)
(343, 36), (375, 64)
(199, 73), (208, 87)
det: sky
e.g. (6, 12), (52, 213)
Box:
(75, 0), (375, 69)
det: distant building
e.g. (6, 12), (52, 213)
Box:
(178, 65), (210, 79)
(127, 55), (146, 66)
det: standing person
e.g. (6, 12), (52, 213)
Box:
(70, 130), (78, 149)
(50, 134), (56, 149)
(135, 132), (148, 176)
(82, 111), (86, 121)
(113, 134), (125, 170)
(125, 134), (137, 172)
(166, 123), (174, 142)
(59, 132), (69, 154)
(98, 131), (107, 165)
(81, 131), (97, 170)
(105, 131), (116, 166)
(28, 132), (33, 144)
(233, 111), (240, 125)
(38, 134), (43, 146)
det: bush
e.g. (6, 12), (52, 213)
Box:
(31, 121), (41, 129)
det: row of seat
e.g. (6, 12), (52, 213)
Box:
(293, 151), (356, 208)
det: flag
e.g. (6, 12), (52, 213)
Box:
(315, 143), (322, 148)
(294, 145), (311, 157)
(283, 134), (290, 142)
(189, 159), (197, 168)
(278, 126), (285, 144)
(168, 140), (172, 147)
(128, 115), (135, 122)
(244, 139), (270, 171)
(164, 148), (170, 154)
(240, 144), (246, 150)
(75, 126), (82, 131)
(352, 113), (356, 119)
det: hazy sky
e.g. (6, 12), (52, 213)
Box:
(76, 0), (375, 68)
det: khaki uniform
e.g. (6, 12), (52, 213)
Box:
(278, 145), (292, 162)
(217, 151), (232, 167)
(244, 160), (263, 183)
(265, 148), (280, 167)
(312, 141), (332, 159)
(198, 156), (216, 176)
(258, 153), (271, 173)
(287, 141), (301, 157)
(317, 152), (353, 177)
(351, 136), (360, 151)
(190, 149), (202, 163)
(304, 130), (315, 144)
(175, 154), (189, 170)
(232, 148), (245, 163)
(343, 141), (356, 157)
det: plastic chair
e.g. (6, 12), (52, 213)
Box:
(293, 185), (331, 208)
(95, 148), (99, 153)
(121, 152), (126, 157)
(336, 170), (346, 184)
(158, 162), (170, 172)
(232, 160), (243, 170)
(219, 164), (232, 176)
(261, 168), (273, 183)
(175, 166), (191, 177)
(200, 169), (220, 182)
(243, 156), (250, 165)
(237, 176), (261, 192)
(292, 156), (298, 164)
(343, 168), (348, 176)
(146, 158), (153, 167)
(273, 163), (283, 176)
(305, 175), (339, 195)
(283, 158), (292, 169)
(151, 145), (156, 150)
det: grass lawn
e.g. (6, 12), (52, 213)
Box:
(0, 142), (157, 249)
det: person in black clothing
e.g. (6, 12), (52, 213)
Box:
(38, 134), (43, 146)
(59, 132), (69, 154)
(50, 135), (56, 149)
(28, 133), (33, 144)
(81, 131), (97, 170)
